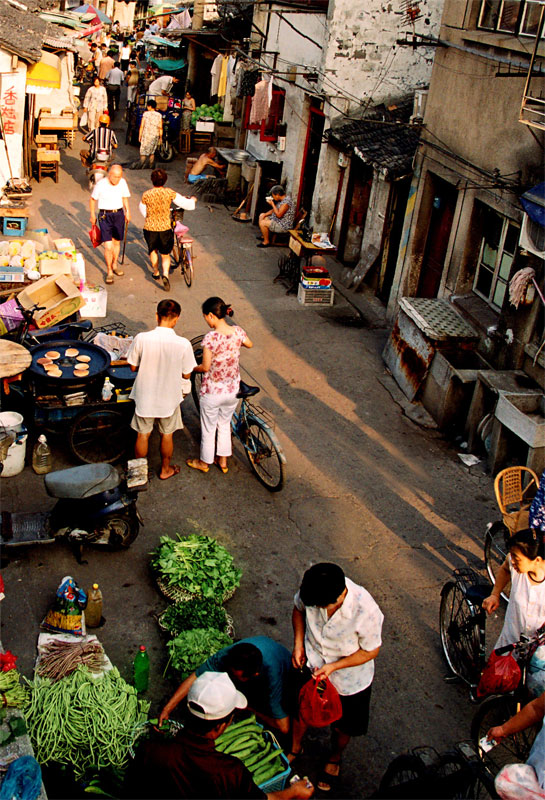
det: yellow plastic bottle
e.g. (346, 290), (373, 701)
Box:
(86, 583), (103, 628)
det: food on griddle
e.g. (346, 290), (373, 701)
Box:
(37, 358), (53, 366)
(65, 348), (79, 357)
(45, 351), (60, 360)
(76, 355), (91, 363)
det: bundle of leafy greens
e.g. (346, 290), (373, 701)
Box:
(160, 598), (229, 637)
(166, 629), (232, 678)
(151, 534), (242, 600)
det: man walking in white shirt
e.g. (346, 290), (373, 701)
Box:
(89, 164), (131, 284)
(127, 299), (196, 481)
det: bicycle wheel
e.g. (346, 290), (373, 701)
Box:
(244, 415), (285, 492)
(182, 246), (193, 287)
(190, 335), (204, 412)
(171, 236), (182, 272)
(439, 581), (481, 685)
(377, 754), (426, 798)
(471, 694), (539, 774)
(484, 522), (510, 601)
(69, 408), (131, 464)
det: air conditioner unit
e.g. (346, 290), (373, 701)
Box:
(519, 212), (545, 260)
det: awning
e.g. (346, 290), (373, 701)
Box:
(26, 52), (61, 92)
(147, 35), (176, 46)
(520, 182), (545, 227)
(149, 56), (185, 71)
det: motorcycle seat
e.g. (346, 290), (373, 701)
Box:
(45, 463), (120, 499)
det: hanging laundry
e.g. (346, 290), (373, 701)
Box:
(249, 76), (273, 125)
(210, 53), (223, 97)
(217, 56), (229, 98)
(239, 68), (260, 98)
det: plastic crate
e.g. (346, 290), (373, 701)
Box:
(297, 283), (334, 306)
(257, 730), (291, 793)
(2, 217), (28, 237)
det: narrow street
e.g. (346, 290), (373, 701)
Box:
(1, 113), (503, 798)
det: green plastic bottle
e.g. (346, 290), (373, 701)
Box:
(133, 645), (149, 692)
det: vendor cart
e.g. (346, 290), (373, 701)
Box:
(1, 339), (136, 464)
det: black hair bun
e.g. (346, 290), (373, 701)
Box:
(225, 305), (234, 317)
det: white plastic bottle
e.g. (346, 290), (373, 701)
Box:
(101, 377), (113, 401)
(32, 434), (52, 474)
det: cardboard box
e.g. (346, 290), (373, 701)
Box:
(39, 255), (73, 276)
(18, 274), (85, 328)
(196, 119), (214, 132)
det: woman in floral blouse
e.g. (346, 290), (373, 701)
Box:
(187, 297), (252, 474)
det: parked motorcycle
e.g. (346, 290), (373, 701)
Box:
(156, 115), (176, 163)
(0, 463), (143, 561)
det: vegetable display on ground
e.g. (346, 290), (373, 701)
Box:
(23, 665), (149, 780)
(191, 103), (223, 126)
(215, 714), (287, 787)
(0, 669), (27, 708)
(159, 598), (230, 637)
(166, 628), (232, 678)
(151, 533), (242, 601)
(37, 638), (106, 681)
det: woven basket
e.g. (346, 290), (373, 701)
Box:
(157, 605), (235, 639)
(155, 575), (237, 605)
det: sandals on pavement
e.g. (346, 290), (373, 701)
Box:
(112, 268), (124, 276)
(162, 276), (170, 291)
(186, 459), (209, 473)
(152, 272), (160, 280)
(256, 242), (270, 248)
(317, 762), (341, 793)
(159, 465), (180, 480)
(105, 275), (114, 284)
(214, 459), (228, 474)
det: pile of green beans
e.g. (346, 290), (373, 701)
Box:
(23, 666), (150, 780)
(0, 669), (27, 708)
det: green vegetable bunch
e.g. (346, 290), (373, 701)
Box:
(0, 669), (27, 708)
(23, 666), (150, 781)
(215, 714), (287, 786)
(191, 103), (223, 126)
(166, 628), (232, 678)
(161, 598), (229, 637)
(151, 533), (242, 600)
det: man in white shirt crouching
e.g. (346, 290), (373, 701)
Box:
(127, 299), (197, 480)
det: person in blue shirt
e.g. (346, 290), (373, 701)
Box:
(159, 636), (293, 735)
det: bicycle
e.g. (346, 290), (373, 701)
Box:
(190, 335), (286, 491)
(376, 742), (497, 799)
(171, 209), (194, 287)
(1, 301), (93, 348)
(439, 568), (544, 773)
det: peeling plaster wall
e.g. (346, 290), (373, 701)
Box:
(244, 8), (326, 196)
(321, 0), (442, 108)
(0, 52), (25, 186)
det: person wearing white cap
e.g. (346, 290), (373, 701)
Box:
(124, 672), (314, 799)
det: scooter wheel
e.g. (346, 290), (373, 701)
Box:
(93, 512), (139, 549)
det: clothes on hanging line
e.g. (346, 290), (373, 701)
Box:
(249, 75), (272, 125)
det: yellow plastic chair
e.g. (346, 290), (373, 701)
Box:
(494, 466), (540, 534)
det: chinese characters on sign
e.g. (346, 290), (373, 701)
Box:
(1, 86), (18, 136)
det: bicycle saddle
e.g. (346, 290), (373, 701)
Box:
(465, 584), (490, 606)
(237, 380), (260, 399)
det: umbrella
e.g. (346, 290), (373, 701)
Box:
(72, 4), (111, 24)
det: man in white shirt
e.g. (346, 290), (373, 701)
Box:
(89, 164), (131, 284)
(290, 563), (383, 792)
(147, 74), (178, 97)
(105, 62), (124, 119)
(127, 299), (197, 481)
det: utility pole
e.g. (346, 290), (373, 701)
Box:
(187, 0), (204, 90)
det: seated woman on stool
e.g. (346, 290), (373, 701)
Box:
(257, 185), (295, 248)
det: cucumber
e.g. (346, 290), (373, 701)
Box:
(222, 734), (261, 755)
(247, 746), (281, 773)
(215, 723), (262, 744)
(244, 742), (271, 767)
(254, 758), (283, 785)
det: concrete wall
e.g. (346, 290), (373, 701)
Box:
(0, 52), (26, 185)
(321, 0), (442, 110)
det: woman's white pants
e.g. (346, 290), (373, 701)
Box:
(199, 392), (238, 464)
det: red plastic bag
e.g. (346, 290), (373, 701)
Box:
(477, 649), (521, 698)
(298, 677), (343, 727)
(89, 223), (102, 248)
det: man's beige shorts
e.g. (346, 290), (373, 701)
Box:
(131, 407), (182, 435)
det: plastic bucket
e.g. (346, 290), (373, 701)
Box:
(0, 411), (24, 434)
(1, 434), (27, 477)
